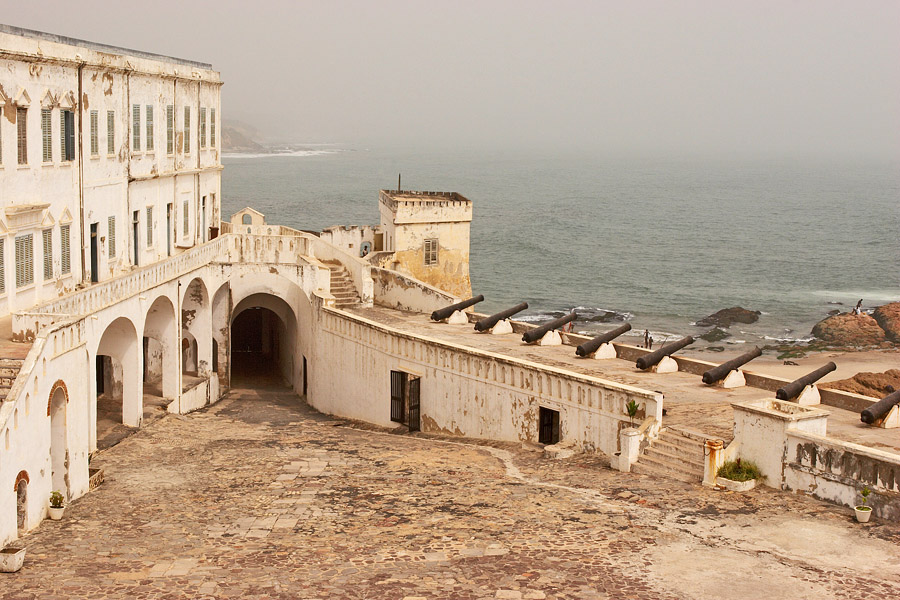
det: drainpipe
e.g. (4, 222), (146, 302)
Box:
(177, 279), (182, 414)
(77, 61), (86, 284)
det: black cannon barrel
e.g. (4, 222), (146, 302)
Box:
(575, 323), (633, 357)
(702, 346), (763, 384)
(474, 302), (529, 332)
(431, 295), (485, 321)
(635, 336), (695, 370)
(775, 362), (837, 400)
(522, 312), (577, 343)
(860, 389), (900, 424)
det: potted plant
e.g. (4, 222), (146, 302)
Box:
(854, 487), (872, 523)
(716, 458), (762, 492)
(0, 546), (26, 572)
(48, 491), (65, 520)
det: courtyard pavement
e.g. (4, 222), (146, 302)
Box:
(5, 386), (900, 599)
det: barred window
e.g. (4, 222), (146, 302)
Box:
(183, 107), (190, 153)
(424, 238), (439, 266)
(42, 229), (53, 280)
(166, 105), (174, 154)
(146, 105), (154, 151)
(42, 108), (52, 163)
(107, 110), (115, 155)
(60, 225), (70, 275)
(17, 107), (28, 164)
(90, 110), (99, 156)
(108, 216), (116, 259)
(15, 234), (33, 288)
(132, 104), (141, 151)
(146, 206), (153, 246)
(60, 110), (75, 161)
(210, 108), (216, 147)
(200, 107), (206, 148)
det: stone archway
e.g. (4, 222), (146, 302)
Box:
(143, 295), (178, 400)
(231, 294), (298, 388)
(182, 278), (211, 378)
(95, 317), (141, 440)
(14, 470), (29, 534)
(48, 382), (69, 500)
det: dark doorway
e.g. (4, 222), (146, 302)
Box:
(302, 355), (307, 395)
(90, 223), (99, 282)
(132, 210), (139, 266)
(16, 480), (26, 533)
(231, 307), (288, 387)
(390, 370), (406, 423)
(95, 355), (105, 394)
(408, 377), (420, 432)
(166, 203), (173, 256)
(539, 407), (560, 444)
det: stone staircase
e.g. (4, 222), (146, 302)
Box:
(324, 262), (361, 309)
(0, 358), (25, 401)
(632, 427), (706, 484)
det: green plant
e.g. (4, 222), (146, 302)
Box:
(716, 459), (762, 482)
(625, 400), (639, 427)
(49, 491), (64, 509)
(858, 486), (872, 509)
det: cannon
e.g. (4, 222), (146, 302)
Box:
(702, 346), (762, 385)
(860, 389), (900, 425)
(522, 312), (577, 344)
(575, 323), (632, 357)
(635, 336), (694, 370)
(474, 302), (529, 332)
(775, 362), (837, 400)
(430, 295), (485, 321)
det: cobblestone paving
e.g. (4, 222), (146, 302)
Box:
(6, 387), (900, 599)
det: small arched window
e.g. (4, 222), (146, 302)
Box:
(242, 214), (252, 225)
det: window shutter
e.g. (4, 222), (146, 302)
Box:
(200, 107), (206, 148)
(183, 107), (190, 153)
(0, 240), (5, 293)
(42, 229), (53, 280)
(210, 108), (216, 146)
(183, 199), (189, 236)
(166, 105), (174, 154)
(107, 110), (115, 155)
(63, 110), (75, 161)
(17, 107), (27, 164)
(90, 111), (99, 156)
(108, 216), (116, 258)
(146, 105), (154, 151)
(15, 234), (33, 288)
(132, 104), (141, 150)
(59, 110), (65, 161)
(146, 206), (153, 246)
(60, 225), (70, 275)
(42, 109), (53, 162)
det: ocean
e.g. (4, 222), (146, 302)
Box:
(222, 147), (899, 351)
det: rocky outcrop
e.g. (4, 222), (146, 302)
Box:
(811, 313), (887, 345)
(699, 328), (730, 342)
(873, 302), (900, 343)
(825, 369), (900, 399)
(696, 307), (760, 328)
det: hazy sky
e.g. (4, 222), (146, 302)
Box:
(7, 1), (900, 158)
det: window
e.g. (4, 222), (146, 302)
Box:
(424, 238), (438, 266)
(41, 109), (52, 162)
(90, 111), (99, 156)
(42, 229), (52, 280)
(60, 225), (70, 275)
(242, 214), (252, 225)
(145, 105), (154, 151)
(14, 234), (33, 288)
(0, 240), (5, 293)
(210, 108), (216, 147)
(183, 199), (189, 235)
(108, 216), (116, 258)
(146, 206), (153, 246)
(107, 110), (115, 155)
(60, 110), (74, 162)
(166, 105), (174, 154)
(183, 107), (190, 153)
(200, 107), (206, 148)
(132, 104), (141, 151)
(17, 107), (28, 164)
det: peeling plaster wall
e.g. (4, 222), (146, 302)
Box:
(309, 307), (660, 457)
(372, 267), (457, 313)
(320, 225), (381, 257)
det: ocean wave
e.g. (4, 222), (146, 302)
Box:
(763, 335), (815, 343)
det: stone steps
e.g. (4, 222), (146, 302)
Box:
(327, 264), (361, 309)
(0, 358), (24, 401)
(632, 428), (706, 484)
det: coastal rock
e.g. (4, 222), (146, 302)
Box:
(873, 302), (900, 343)
(696, 307), (760, 328)
(699, 328), (730, 342)
(811, 313), (887, 345)
(825, 369), (900, 399)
